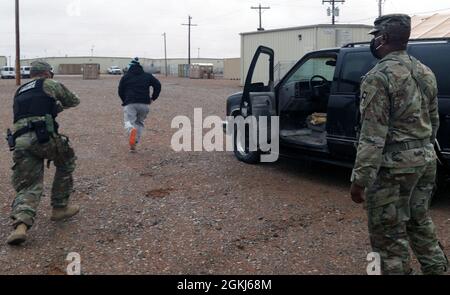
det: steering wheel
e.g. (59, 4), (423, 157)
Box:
(309, 75), (329, 90)
(309, 75), (330, 98)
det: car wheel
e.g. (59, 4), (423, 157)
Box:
(233, 114), (261, 164)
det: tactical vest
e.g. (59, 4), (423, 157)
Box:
(13, 78), (58, 123)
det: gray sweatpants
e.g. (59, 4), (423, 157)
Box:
(123, 103), (150, 144)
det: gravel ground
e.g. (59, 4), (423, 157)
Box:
(0, 75), (449, 275)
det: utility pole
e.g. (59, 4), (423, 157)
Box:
(197, 48), (200, 59)
(378, 0), (385, 17)
(162, 32), (168, 76)
(251, 4), (270, 31)
(182, 15), (197, 66)
(15, 0), (21, 86)
(91, 45), (95, 57)
(322, 0), (345, 25)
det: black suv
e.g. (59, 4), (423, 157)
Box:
(226, 38), (450, 178)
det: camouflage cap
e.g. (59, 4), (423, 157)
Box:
(369, 13), (411, 35)
(30, 61), (52, 72)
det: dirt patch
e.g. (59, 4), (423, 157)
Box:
(145, 188), (173, 199)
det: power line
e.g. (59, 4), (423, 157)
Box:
(182, 15), (197, 66)
(251, 4), (270, 31)
(322, 0), (345, 25)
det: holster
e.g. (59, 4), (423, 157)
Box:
(53, 134), (75, 164)
(31, 120), (51, 144)
(6, 129), (15, 151)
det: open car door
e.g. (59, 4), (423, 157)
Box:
(241, 46), (276, 118)
(233, 46), (278, 164)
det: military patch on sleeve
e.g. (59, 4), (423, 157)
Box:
(360, 89), (377, 112)
(362, 91), (368, 100)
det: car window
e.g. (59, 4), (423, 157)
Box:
(286, 56), (336, 84)
(409, 43), (450, 96)
(338, 51), (377, 93)
(250, 53), (271, 86)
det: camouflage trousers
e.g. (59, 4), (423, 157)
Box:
(366, 161), (448, 275)
(11, 135), (76, 228)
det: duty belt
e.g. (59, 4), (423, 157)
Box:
(13, 121), (40, 140)
(383, 138), (431, 153)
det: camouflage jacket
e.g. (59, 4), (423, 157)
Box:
(13, 79), (80, 150)
(14, 78), (80, 131)
(351, 50), (439, 188)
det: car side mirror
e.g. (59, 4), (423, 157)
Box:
(251, 82), (264, 88)
(326, 60), (336, 67)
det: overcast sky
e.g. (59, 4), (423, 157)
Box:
(0, 0), (449, 61)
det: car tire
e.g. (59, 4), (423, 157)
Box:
(233, 114), (261, 164)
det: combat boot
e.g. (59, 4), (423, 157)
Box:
(51, 205), (80, 221)
(6, 223), (28, 246)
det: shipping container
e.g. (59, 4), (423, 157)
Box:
(82, 64), (100, 80)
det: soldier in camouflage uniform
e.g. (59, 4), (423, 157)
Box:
(350, 14), (449, 275)
(6, 61), (81, 246)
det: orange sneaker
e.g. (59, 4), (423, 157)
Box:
(129, 128), (137, 151)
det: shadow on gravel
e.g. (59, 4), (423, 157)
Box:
(263, 157), (352, 189)
(433, 186), (450, 209)
(260, 157), (450, 209)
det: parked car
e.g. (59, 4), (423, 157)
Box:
(225, 38), (450, 187)
(1, 66), (15, 79)
(107, 66), (122, 75)
(20, 66), (31, 78)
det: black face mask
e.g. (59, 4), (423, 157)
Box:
(370, 35), (384, 59)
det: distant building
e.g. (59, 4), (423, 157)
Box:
(21, 56), (224, 75)
(411, 13), (450, 38)
(0, 56), (7, 67)
(240, 24), (373, 85)
(224, 58), (240, 80)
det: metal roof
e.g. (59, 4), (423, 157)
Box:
(411, 13), (450, 38)
(240, 24), (373, 36)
